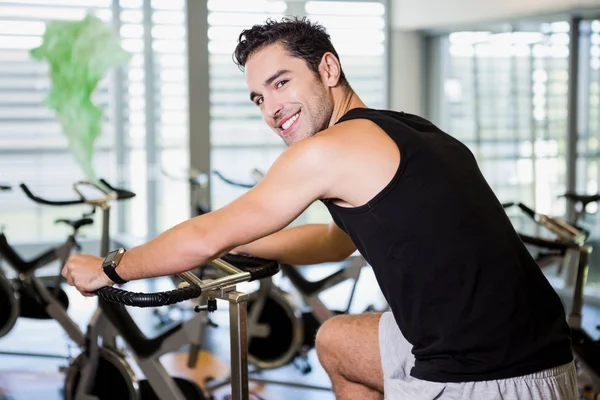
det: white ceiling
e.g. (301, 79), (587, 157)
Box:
(390, 0), (600, 31)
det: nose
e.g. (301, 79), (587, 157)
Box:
(264, 96), (284, 122)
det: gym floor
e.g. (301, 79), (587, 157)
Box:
(0, 262), (389, 400)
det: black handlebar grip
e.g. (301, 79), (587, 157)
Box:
(245, 261), (281, 281)
(19, 183), (84, 206)
(517, 202), (536, 219)
(221, 253), (280, 281)
(98, 179), (136, 200)
(95, 285), (202, 308)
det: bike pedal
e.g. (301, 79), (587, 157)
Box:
(292, 355), (312, 374)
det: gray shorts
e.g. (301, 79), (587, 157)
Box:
(378, 311), (578, 400)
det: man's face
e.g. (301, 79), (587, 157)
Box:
(245, 43), (334, 146)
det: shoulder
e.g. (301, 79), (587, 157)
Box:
(284, 118), (379, 162)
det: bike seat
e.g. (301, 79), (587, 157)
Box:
(560, 192), (600, 207)
(280, 263), (347, 296)
(55, 217), (94, 230)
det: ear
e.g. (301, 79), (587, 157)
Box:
(319, 52), (342, 87)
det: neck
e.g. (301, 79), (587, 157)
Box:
(328, 87), (367, 128)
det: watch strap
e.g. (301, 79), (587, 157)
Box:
(103, 264), (128, 285)
(102, 248), (128, 284)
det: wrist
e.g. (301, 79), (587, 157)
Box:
(115, 251), (129, 281)
(102, 248), (129, 285)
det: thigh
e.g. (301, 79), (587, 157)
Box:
(315, 312), (384, 392)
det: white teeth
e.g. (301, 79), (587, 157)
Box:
(281, 112), (299, 130)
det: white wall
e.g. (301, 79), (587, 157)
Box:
(391, 0), (600, 30)
(389, 30), (425, 115)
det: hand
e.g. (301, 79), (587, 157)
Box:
(62, 254), (115, 297)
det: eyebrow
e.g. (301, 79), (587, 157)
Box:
(249, 69), (291, 102)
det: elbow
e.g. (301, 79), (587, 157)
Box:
(330, 246), (356, 263)
(190, 221), (226, 261)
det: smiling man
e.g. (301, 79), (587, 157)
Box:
(63, 17), (577, 399)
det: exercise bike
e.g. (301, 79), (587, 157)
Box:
(508, 201), (600, 396)
(0, 184), (96, 358)
(85, 253), (281, 400)
(50, 179), (213, 400)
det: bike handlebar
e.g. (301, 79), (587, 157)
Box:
(517, 202), (536, 219)
(518, 233), (572, 251)
(213, 170), (258, 189)
(19, 183), (84, 206)
(20, 179), (135, 207)
(95, 253), (280, 308)
(504, 201), (586, 244)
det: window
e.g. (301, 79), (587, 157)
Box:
(575, 19), (600, 291)
(0, 0), (189, 244)
(435, 24), (570, 232)
(208, 0), (388, 225)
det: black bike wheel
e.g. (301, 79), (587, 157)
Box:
(63, 348), (139, 400)
(247, 292), (302, 369)
(0, 274), (18, 338)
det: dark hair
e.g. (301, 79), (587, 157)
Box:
(233, 16), (348, 87)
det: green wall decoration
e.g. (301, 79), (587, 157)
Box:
(30, 14), (131, 183)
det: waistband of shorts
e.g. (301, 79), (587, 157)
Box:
(514, 361), (575, 380)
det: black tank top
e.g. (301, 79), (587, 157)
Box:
(322, 107), (573, 382)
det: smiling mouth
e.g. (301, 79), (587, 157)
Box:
(279, 111), (301, 135)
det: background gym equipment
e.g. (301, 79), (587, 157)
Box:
(507, 201), (600, 397)
(0, 214), (91, 349)
(1, 179), (134, 383)
(0, 183), (96, 359)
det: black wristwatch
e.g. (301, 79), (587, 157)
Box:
(102, 248), (128, 284)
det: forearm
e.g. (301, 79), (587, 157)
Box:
(115, 216), (223, 281)
(233, 223), (351, 265)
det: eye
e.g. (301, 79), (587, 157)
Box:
(254, 96), (263, 106)
(276, 80), (288, 89)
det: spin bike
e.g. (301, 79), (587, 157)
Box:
(80, 253), (281, 400)
(55, 180), (279, 400)
(0, 183), (96, 358)
(509, 202), (600, 394)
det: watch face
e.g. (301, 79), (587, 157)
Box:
(105, 250), (118, 264)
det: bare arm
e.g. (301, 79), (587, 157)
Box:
(232, 221), (356, 265)
(115, 136), (338, 281)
